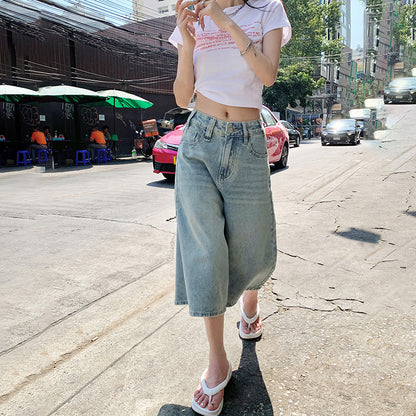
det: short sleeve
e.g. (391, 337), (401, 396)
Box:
(262, 0), (291, 47)
(169, 26), (183, 48)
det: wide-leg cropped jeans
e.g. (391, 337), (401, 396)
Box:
(175, 110), (277, 317)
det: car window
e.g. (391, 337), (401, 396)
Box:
(282, 121), (293, 129)
(389, 78), (416, 88)
(261, 108), (277, 127)
(327, 119), (356, 129)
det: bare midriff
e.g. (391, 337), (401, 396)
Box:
(195, 92), (260, 122)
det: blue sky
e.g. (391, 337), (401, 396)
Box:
(350, 0), (365, 48)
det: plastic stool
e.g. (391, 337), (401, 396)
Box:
(52, 150), (61, 166)
(16, 150), (31, 166)
(106, 148), (112, 161)
(75, 150), (91, 166)
(96, 148), (109, 164)
(37, 149), (49, 164)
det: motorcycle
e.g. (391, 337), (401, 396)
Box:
(302, 127), (313, 139)
(134, 119), (159, 158)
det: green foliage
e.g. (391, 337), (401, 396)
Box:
(281, 0), (343, 65)
(353, 79), (373, 107)
(262, 63), (325, 115)
(281, 0), (326, 61)
(265, 0), (343, 114)
(322, 0), (343, 63)
(366, 0), (384, 25)
(393, 2), (416, 48)
(322, 38), (343, 63)
(324, 0), (342, 36)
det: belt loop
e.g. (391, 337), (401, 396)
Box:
(243, 122), (249, 144)
(186, 109), (197, 125)
(204, 116), (216, 141)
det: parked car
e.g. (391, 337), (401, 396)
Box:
(153, 106), (290, 180)
(349, 108), (371, 138)
(280, 120), (301, 147)
(157, 107), (192, 135)
(384, 77), (416, 104)
(321, 118), (361, 146)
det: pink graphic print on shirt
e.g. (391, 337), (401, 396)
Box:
(195, 23), (261, 52)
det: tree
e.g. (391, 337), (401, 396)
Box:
(263, 63), (325, 115)
(352, 78), (373, 107)
(393, 1), (416, 49)
(281, 0), (343, 66)
(264, 0), (342, 116)
(281, 0), (325, 63)
(322, 0), (343, 64)
(365, 0), (384, 25)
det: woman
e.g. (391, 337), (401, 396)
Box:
(170, 0), (290, 413)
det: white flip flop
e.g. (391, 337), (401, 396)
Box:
(239, 297), (263, 340)
(191, 360), (232, 416)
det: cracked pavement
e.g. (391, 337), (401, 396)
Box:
(1, 104), (416, 415)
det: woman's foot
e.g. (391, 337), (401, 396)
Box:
(240, 291), (262, 338)
(193, 357), (229, 412)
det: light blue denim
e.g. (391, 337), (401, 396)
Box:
(175, 110), (277, 317)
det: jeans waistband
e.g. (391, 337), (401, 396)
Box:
(187, 110), (263, 142)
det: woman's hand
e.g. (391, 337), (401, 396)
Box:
(175, 0), (199, 48)
(194, 0), (232, 31)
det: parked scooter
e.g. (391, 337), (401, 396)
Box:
(302, 127), (313, 139)
(134, 119), (159, 158)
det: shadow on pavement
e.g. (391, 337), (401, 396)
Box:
(270, 165), (289, 175)
(147, 179), (175, 189)
(404, 210), (416, 218)
(334, 227), (381, 244)
(157, 339), (273, 416)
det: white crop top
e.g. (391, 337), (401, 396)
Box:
(169, 0), (291, 110)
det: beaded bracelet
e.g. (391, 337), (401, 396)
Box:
(240, 40), (253, 56)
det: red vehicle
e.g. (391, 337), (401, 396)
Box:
(153, 106), (289, 180)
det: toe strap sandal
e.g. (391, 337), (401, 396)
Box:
(239, 297), (263, 340)
(191, 360), (232, 416)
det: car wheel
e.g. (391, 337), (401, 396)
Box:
(162, 173), (175, 181)
(276, 143), (288, 169)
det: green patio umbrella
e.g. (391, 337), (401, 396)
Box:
(95, 89), (153, 109)
(37, 85), (105, 104)
(91, 90), (154, 151)
(0, 84), (39, 102)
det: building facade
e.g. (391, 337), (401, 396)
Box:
(133, 0), (177, 21)
(315, 0), (353, 116)
(363, 0), (397, 94)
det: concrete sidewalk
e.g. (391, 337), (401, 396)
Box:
(1, 105), (416, 415)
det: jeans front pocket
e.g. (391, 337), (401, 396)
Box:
(249, 129), (268, 158)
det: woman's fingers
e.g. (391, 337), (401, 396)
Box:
(176, 0), (197, 13)
(178, 10), (198, 28)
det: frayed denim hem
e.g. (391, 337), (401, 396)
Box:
(175, 300), (226, 317)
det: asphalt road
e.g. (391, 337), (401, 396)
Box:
(1, 103), (415, 415)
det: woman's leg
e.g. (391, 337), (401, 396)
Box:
(194, 315), (229, 411)
(240, 290), (262, 335)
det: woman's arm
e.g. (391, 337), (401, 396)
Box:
(174, 45), (195, 108)
(173, 0), (199, 107)
(226, 24), (283, 87)
(196, 1), (283, 87)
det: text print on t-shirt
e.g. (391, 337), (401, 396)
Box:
(195, 23), (262, 53)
